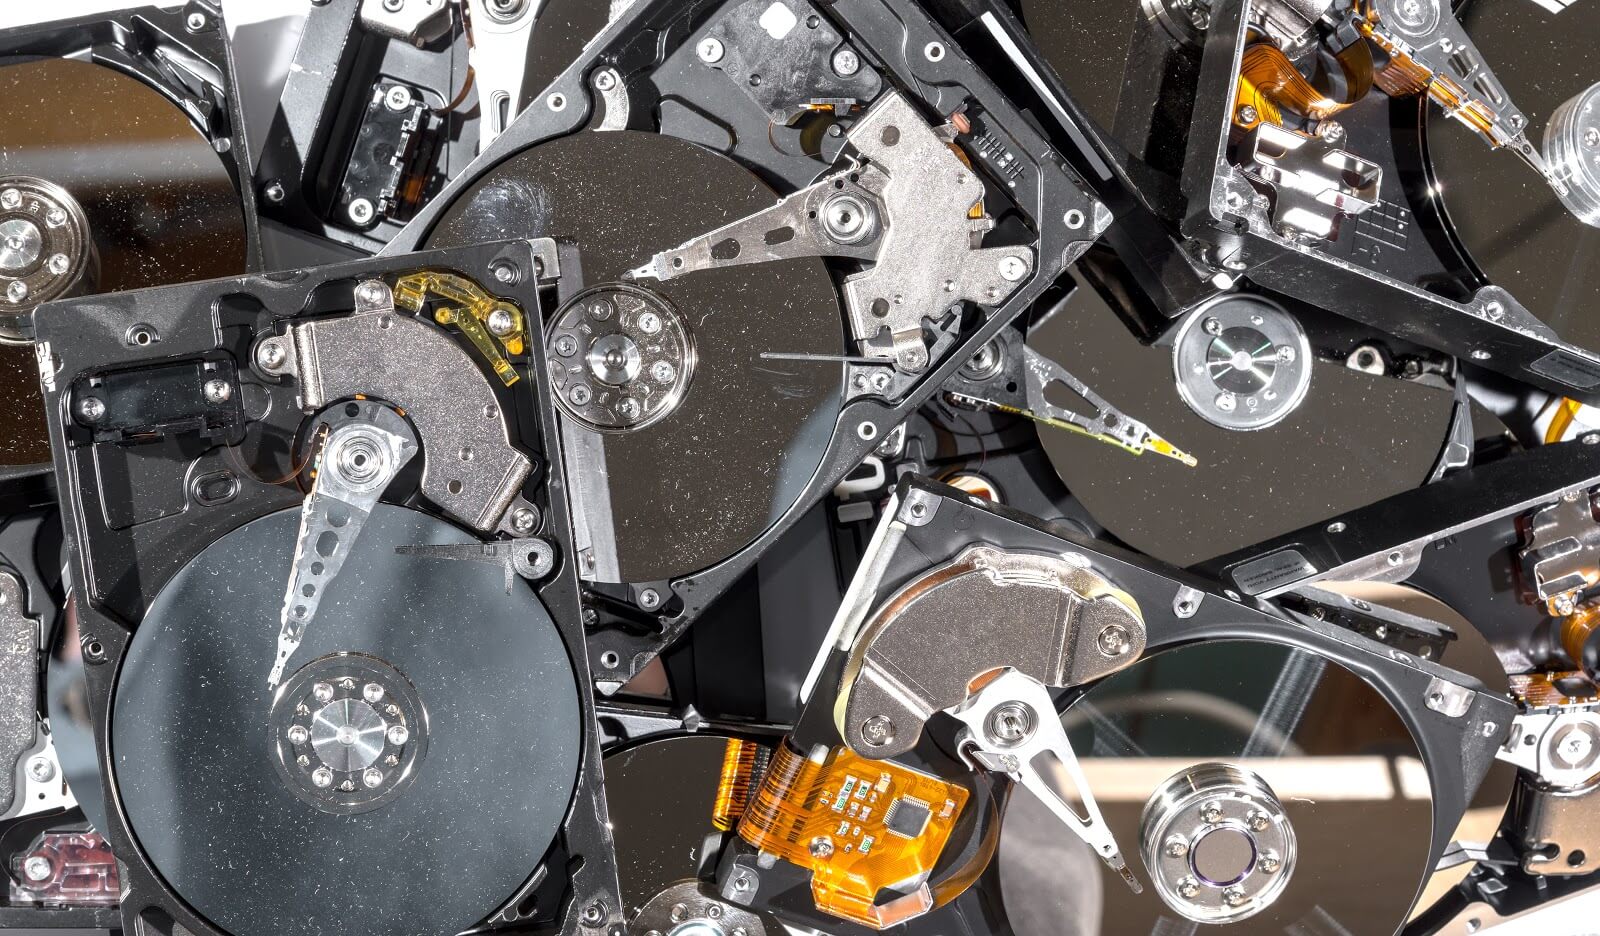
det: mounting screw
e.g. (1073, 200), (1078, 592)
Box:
(387, 724), (409, 746)
(638, 588), (661, 610)
(46, 253), (69, 277)
(1223, 886), (1248, 907)
(1247, 809), (1270, 831)
(487, 308), (516, 336)
(593, 69), (617, 92)
(638, 311), (662, 334)
(347, 198), (376, 226)
(22, 856), (52, 882)
(0, 188), (20, 209)
(202, 379), (232, 404)
(998, 255), (1029, 281)
(1200, 801), (1223, 824)
(26, 755), (54, 784)
(363, 682), (386, 703)
(262, 181), (286, 204)
(1584, 127), (1600, 149)
(697, 36), (725, 64)
(1237, 104), (1258, 124)
(76, 395), (106, 423)
(808, 836), (835, 858)
(652, 361), (677, 383)
(860, 714), (896, 747)
(1259, 852), (1281, 874)
(1177, 876), (1201, 899)
(6, 281), (28, 304)
(1203, 317), (1223, 336)
(383, 0), (405, 10)
(1317, 120), (1346, 145)
(257, 339), (288, 372)
(581, 902), (606, 926)
(312, 681), (334, 703)
(569, 385), (593, 406)
(1164, 835), (1189, 858)
(287, 725), (310, 745)
(1097, 623), (1132, 657)
(362, 767), (384, 788)
(832, 47), (861, 77)
(311, 766), (334, 788)
(384, 85), (413, 112)
(510, 507), (538, 534)
(185, 11), (207, 31)
(1214, 392), (1237, 413)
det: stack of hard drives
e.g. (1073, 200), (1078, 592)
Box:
(0, 0), (1598, 934)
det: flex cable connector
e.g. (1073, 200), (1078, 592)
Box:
(735, 740), (970, 929)
(393, 271), (526, 386)
(951, 345), (1197, 467)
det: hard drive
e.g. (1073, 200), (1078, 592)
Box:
(33, 242), (622, 936)
(381, 0), (1112, 690)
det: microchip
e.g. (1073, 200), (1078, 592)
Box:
(883, 796), (932, 839)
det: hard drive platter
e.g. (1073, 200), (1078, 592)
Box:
(1, 1), (1599, 935)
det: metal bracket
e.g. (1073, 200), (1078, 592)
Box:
(949, 670), (1142, 893)
(270, 403), (418, 687)
(359, 0), (451, 42)
(1519, 491), (1600, 613)
(1240, 123), (1381, 240)
(836, 544), (1145, 759)
(633, 90), (1034, 373)
(465, 0), (537, 148)
(254, 278), (533, 533)
(1362, 0), (1543, 171)
(950, 343), (1196, 466)
(1499, 705), (1600, 791)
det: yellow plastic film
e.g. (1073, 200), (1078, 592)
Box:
(736, 741), (968, 930)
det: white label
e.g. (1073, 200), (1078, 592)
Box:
(758, 2), (798, 39)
